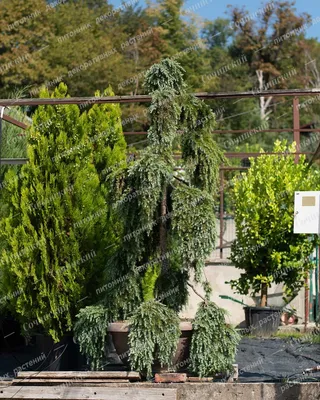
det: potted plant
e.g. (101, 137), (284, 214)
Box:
(281, 307), (298, 325)
(229, 141), (320, 336)
(75, 59), (240, 378)
(0, 84), (126, 369)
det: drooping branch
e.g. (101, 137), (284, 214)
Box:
(160, 184), (168, 275)
(173, 174), (189, 186)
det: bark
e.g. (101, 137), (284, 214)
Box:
(305, 51), (320, 88)
(256, 70), (272, 121)
(187, 282), (208, 305)
(260, 282), (268, 307)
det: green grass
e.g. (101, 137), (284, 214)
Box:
(272, 331), (320, 343)
(274, 332), (306, 340)
(239, 330), (320, 343)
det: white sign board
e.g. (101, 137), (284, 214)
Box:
(294, 191), (320, 234)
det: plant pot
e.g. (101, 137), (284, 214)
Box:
(108, 321), (193, 372)
(280, 312), (296, 326)
(0, 314), (25, 351)
(287, 316), (296, 325)
(280, 312), (288, 325)
(34, 334), (84, 370)
(244, 306), (282, 337)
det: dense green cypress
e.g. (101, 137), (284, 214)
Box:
(86, 87), (126, 181)
(0, 83), (125, 341)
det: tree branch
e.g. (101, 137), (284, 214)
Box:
(187, 281), (208, 304)
(173, 175), (190, 186)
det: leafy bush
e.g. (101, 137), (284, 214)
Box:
(190, 302), (240, 377)
(229, 140), (320, 306)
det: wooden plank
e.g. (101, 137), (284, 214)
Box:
(0, 386), (177, 399)
(17, 371), (140, 380)
(188, 377), (213, 382)
(0, 380), (13, 386)
(187, 364), (238, 383)
(12, 379), (130, 385)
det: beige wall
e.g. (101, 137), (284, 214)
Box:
(180, 261), (305, 327)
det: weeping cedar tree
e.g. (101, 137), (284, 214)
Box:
(229, 141), (320, 307)
(0, 83), (126, 341)
(75, 59), (240, 376)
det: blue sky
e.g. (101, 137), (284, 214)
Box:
(110, 0), (320, 39)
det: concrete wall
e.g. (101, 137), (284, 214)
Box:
(180, 261), (305, 327)
(94, 382), (320, 400)
(171, 382), (320, 400)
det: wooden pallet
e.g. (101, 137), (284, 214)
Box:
(187, 363), (239, 383)
(0, 386), (177, 400)
(14, 371), (141, 385)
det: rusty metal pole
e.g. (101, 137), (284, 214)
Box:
(305, 273), (309, 332)
(319, 245), (320, 322)
(220, 169), (224, 259)
(293, 97), (301, 163)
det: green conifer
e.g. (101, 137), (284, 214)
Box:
(0, 83), (125, 341)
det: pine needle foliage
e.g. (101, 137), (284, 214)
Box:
(74, 305), (109, 370)
(171, 186), (216, 283)
(77, 59), (232, 374)
(128, 300), (180, 378)
(190, 302), (241, 377)
(103, 58), (225, 314)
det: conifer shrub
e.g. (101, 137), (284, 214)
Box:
(0, 83), (125, 341)
(128, 300), (180, 378)
(75, 59), (240, 375)
(190, 302), (241, 377)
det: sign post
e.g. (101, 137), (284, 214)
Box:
(294, 191), (320, 331)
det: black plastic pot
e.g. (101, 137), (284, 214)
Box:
(244, 306), (282, 337)
(34, 334), (84, 370)
(0, 314), (25, 352)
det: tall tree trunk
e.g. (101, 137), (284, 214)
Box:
(256, 70), (272, 121)
(305, 50), (320, 88)
(159, 185), (168, 275)
(260, 282), (268, 307)
(133, 41), (139, 96)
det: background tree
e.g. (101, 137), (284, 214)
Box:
(0, 0), (53, 97)
(229, 1), (311, 121)
(1, 0), (320, 168)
